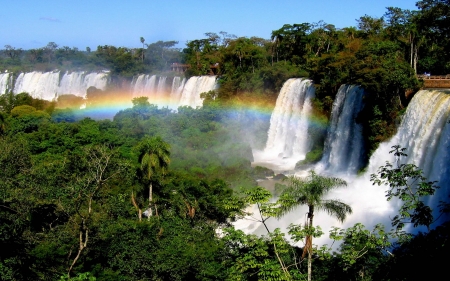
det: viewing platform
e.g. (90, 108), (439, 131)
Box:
(418, 74), (450, 88)
(171, 63), (190, 72)
(170, 63), (219, 75)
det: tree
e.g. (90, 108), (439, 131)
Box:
(140, 37), (145, 62)
(134, 136), (170, 220)
(64, 145), (125, 277)
(145, 40), (180, 72)
(370, 145), (439, 231)
(3, 45), (22, 59)
(415, 0), (450, 74)
(271, 23), (311, 64)
(43, 42), (58, 62)
(276, 170), (352, 281)
(357, 15), (386, 38)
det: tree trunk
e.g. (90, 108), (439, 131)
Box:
(413, 45), (418, 74)
(147, 182), (153, 220)
(68, 221), (88, 277)
(410, 33), (413, 69)
(307, 205), (314, 281)
(131, 191), (142, 222)
(307, 246), (312, 281)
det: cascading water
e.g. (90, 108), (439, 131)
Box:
(170, 77), (186, 106)
(131, 75), (182, 107)
(178, 76), (217, 108)
(0, 72), (10, 94)
(14, 71), (60, 100)
(362, 90), (450, 214)
(317, 85), (366, 175)
(156, 76), (167, 97)
(254, 78), (315, 171)
(131, 74), (157, 99)
(13, 71), (108, 100)
(59, 71), (108, 97)
(238, 88), (450, 243)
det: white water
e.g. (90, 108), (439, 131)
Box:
(254, 78), (315, 171)
(156, 76), (167, 100)
(178, 76), (217, 108)
(13, 71), (108, 100)
(59, 72), (108, 97)
(237, 89), (450, 246)
(14, 71), (61, 100)
(9, 72), (214, 109)
(0, 72), (11, 94)
(362, 90), (450, 213)
(317, 85), (366, 175)
(131, 75), (203, 108)
(170, 77), (186, 106)
(131, 74), (157, 99)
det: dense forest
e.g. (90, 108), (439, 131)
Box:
(1, 1), (449, 280)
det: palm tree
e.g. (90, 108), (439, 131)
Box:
(276, 170), (352, 281)
(140, 37), (145, 62)
(134, 136), (170, 221)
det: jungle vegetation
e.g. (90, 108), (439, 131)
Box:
(1, 1), (449, 280)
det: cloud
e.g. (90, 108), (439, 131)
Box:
(39, 17), (61, 22)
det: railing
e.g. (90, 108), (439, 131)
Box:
(170, 63), (220, 75)
(417, 74), (450, 80)
(417, 74), (450, 88)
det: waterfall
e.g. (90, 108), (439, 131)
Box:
(59, 71), (108, 97)
(156, 76), (167, 95)
(0, 72), (10, 94)
(240, 88), (450, 240)
(170, 77), (186, 107)
(13, 71), (108, 100)
(80, 72), (108, 94)
(178, 76), (217, 108)
(325, 89), (450, 234)
(264, 78), (315, 160)
(131, 74), (157, 98)
(364, 90), (450, 209)
(131, 75), (175, 106)
(318, 85), (366, 175)
(14, 71), (60, 100)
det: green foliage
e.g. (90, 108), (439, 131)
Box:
(275, 171), (351, 281)
(371, 145), (439, 230)
(288, 224), (324, 242)
(1, 5), (450, 279)
(330, 223), (392, 268)
(276, 171), (351, 223)
(295, 148), (323, 168)
(136, 136), (171, 179)
(59, 272), (96, 281)
(221, 228), (301, 281)
(144, 40), (181, 72)
(252, 166), (275, 179)
(56, 94), (85, 109)
(11, 105), (38, 117)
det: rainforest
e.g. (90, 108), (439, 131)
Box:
(1, 1), (449, 280)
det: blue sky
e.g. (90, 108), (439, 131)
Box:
(1, 0), (418, 51)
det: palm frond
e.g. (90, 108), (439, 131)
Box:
(276, 170), (351, 222)
(319, 199), (353, 222)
